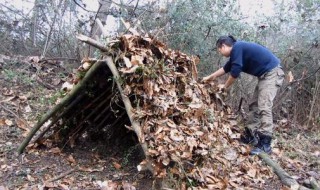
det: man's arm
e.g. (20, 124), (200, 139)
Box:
(224, 75), (236, 89)
(202, 67), (226, 82)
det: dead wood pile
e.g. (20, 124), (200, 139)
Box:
(20, 34), (276, 189)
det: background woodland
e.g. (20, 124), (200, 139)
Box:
(1, 0), (319, 128)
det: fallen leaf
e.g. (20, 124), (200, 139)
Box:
(113, 162), (122, 170)
(96, 180), (118, 190)
(123, 56), (132, 68)
(170, 129), (184, 141)
(52, 78), (61, 86)
(0, 96), (16, 103)
(247, 168), (257, 178)
(61, 81), (74, 91)
(66, 155), (77, 165)
(0, 118), (5, 126)
(122, 181), (136, 190)
(43, 182), (57, 188)
(27, 174), (36, 182)
(16, 118), (29, 131)
(286, 71), (294, 83)
(49, 147), (61, 154)
(4, 119), (13, 126)
(82, 61), (92, 70)
(223, 148), (238, 161)
(78, 166), (104, 172)
(58, 183), (69, 190)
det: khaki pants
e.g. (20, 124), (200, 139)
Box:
(246, 66), (285, 137)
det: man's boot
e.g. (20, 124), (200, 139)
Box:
(240, 127), (259, 146)
(250, 133), (272, 155)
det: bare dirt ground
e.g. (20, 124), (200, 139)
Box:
(0, 56), (319, 189)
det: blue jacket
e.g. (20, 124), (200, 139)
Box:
(223, 41), (280, 78)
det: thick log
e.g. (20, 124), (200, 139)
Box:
(310, 177), (320, 190)
(258, 152), (312, 190)
(104, 56), (154, 174)
(17, 61), (104, 154)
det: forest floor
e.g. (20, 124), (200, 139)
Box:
(0, 55), (319, 190)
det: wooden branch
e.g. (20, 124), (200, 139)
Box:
(76, 34), (109, 52)
(104, 56), (154, 174)
(96, 18), (108, 37)
(310, 177), (320, 189)
(36, 76), (55, 90)
(17, 61), (104, 154)
(258, 153), (311, 190)
(30, 167), (77, 189)
(46, 168), (77, 183)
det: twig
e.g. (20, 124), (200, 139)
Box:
(290, 66), (320, 84)
(0, 103), (29, 128)
(46, 168), (77, 183)
(30, 167), (77, 189)
(36, 76), (55, 90)
(0, 103), (20, 119)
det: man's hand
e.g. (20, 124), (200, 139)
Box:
(202, 68), (226, 83)
(202, 75), (216, 83)
(217, 84), (226, 93)
(217, 84), (229, 98)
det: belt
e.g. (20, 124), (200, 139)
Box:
(270, 65), (282, 71)
(259, 65), (282, 79)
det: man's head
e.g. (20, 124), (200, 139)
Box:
(216, 35), (236, 57)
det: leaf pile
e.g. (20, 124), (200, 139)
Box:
(68, 34), (273, 189)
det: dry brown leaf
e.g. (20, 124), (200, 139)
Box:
(123, 56), (132, 68)
(16, 118), (29, 131)
(78, 166), (104, 172)
(148, 149), (159, 155)
(286, 71), (294, 83)
(247, 168), (257, 178)
(112, 162), (122, 170)
(3, 89), (14, 96)
(58, 183), (69, 190)
(166, 120), (176, 128)
(66, 155), (77, 165)
(49, 147), (61, 154)
(131, 55), (144, 65)
(119, 65), (139, 74)
(170, 129), (184, 142)
(223, 148), (238, 161)
(61, 81), (74, 91)
(44, 182), (57, 188)
(4, 119), (13, 126)
(24, 105), (32, 113)
(0, 118), (6, 126)
(27, 174), (36, 182)
(82, 61), (92, 70)
(122, 181), (136, 190)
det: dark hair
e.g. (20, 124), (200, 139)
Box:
(216, 35), (237, 48)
